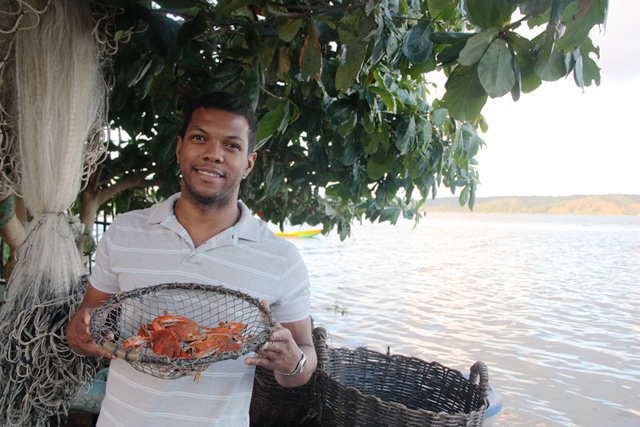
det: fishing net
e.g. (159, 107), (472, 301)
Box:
(90, 283), (277, 380)
(0, 1), (116, 425)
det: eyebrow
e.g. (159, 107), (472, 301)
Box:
(187, 126), (246, 143)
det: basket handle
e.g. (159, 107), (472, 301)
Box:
(102, 341), (141, 362)
(312, 325), (329, 371)
(469, 361), (489, 397)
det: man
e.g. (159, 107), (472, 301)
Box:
(66, 92), (317, 426)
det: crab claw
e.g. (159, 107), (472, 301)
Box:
(122, 335), (152, 349)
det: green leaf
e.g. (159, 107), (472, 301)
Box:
(459, 185), (469, 205)
(340, 142), (359, 166)
(444, 63), (488, 121)
(328, 99), (357, 127)
(556, 0), (607, 53)
(256, 102), (290, 150)
(276, 18), (304, 43)
(238, 69), (260, 110)
(366, 151), (397, 180)
(458, 29), (499, 66)
(469, 184), (476, 210)
(431, 108), (448, 127)
(151, 126), (179, 164)
(395, 117), (416, 155)
(369, 86), (397, 113)
(507, 33), (542, 93)
(125, 56), (154, 87)
(573, 49), (585, 89)
(519, 0), (552, 16)
(148, 13), (182, 62)
(540, 0), (572, 60)
(362, 105), (375, 134)
(177, 11), (207, 47)
(415, 115), (432, 151)
(437, 40), (468, 66)
(464, 0), (517, 28)
(511, 52), (522, 101)
(478, 39), (516, 98)
(535, 47), (568, 82)
(427, 0), (460, 20)
(300, 24), (322, 81)
(336, 40), (369, 92)
(579, 49), (601, 87)
(430, 32), (473, 45)
(214, 0), (253, 14)
(402, 22), (434, 64)
(379, 206), (401, 223)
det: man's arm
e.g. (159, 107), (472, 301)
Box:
(66, 283), (117, 359)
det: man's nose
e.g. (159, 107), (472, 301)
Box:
(203, 142), (223, 162)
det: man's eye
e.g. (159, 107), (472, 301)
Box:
(191, 135), (205, 141)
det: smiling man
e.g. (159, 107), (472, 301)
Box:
(66, 92), (317, 427)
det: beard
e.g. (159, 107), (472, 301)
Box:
(180, 172), (240, 210)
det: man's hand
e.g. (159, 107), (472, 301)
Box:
(244, 300), (317, 387)
(66, 307), (116, 359)
(66, 283), (117, 359)
(246, 322), (303, 373)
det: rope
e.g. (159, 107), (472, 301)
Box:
(0, 0), (111, 196)
(0, 1), (117, 424)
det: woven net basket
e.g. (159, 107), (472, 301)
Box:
(90, 282), (275, 380)
(317, 347), (489, 427)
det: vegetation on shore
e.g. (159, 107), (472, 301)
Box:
(422, 194), (640, 216)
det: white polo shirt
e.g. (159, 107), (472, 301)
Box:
(90, 193), (311, 427)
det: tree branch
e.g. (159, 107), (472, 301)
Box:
(97, 165), (169, 206)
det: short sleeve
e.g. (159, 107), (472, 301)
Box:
(89, 220), (121, 294)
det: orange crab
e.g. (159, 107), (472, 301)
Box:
(121, 313), (248, 359)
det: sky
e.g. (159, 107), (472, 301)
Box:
(470, 1), (640, 197)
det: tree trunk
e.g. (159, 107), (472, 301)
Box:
(0, 192), (27, 280)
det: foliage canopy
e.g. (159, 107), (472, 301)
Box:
(95, 0), (608, 238)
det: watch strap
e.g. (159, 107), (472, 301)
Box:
(276, 349), (306, 376)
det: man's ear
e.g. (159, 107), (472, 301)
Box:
(244, 152), (257, 177)
(176, 136), (183, 162)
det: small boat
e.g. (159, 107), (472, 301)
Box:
(275, 229), (322, 239)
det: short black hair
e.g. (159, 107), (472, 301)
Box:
(179, 92), (258, 153)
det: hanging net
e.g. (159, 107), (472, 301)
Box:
(0, 0), (115, 425)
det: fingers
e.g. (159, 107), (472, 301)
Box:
(245, 325), (298, 372)
(67, 307), (116, 359)
(81, 308), (93, 334)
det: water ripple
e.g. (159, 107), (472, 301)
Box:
(297, 213), (640, 426)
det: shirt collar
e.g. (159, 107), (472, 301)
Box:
(149, 193), (260, 242)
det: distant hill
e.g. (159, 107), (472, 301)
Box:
(421, 194), (640, 216)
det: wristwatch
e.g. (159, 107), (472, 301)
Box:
(276, 349), (307, 376)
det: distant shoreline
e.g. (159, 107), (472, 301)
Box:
(421, 194), (640, 216)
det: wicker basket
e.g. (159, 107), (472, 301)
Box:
(249, 326), (329, 426)
(90, 282), (276, 380)
(317, 347), (489, 427)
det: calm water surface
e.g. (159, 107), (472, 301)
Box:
(289, 213), (640, 427)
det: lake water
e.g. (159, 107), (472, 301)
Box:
(288, 213), (640, 427)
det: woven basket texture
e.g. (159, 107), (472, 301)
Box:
(249, 326), (328, 426)
(250, 325), (489, 427)
(90, 282), (275, 379)
(317, 347), (489, 427)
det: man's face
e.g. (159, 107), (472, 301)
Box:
(176, 107), (256, 209)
